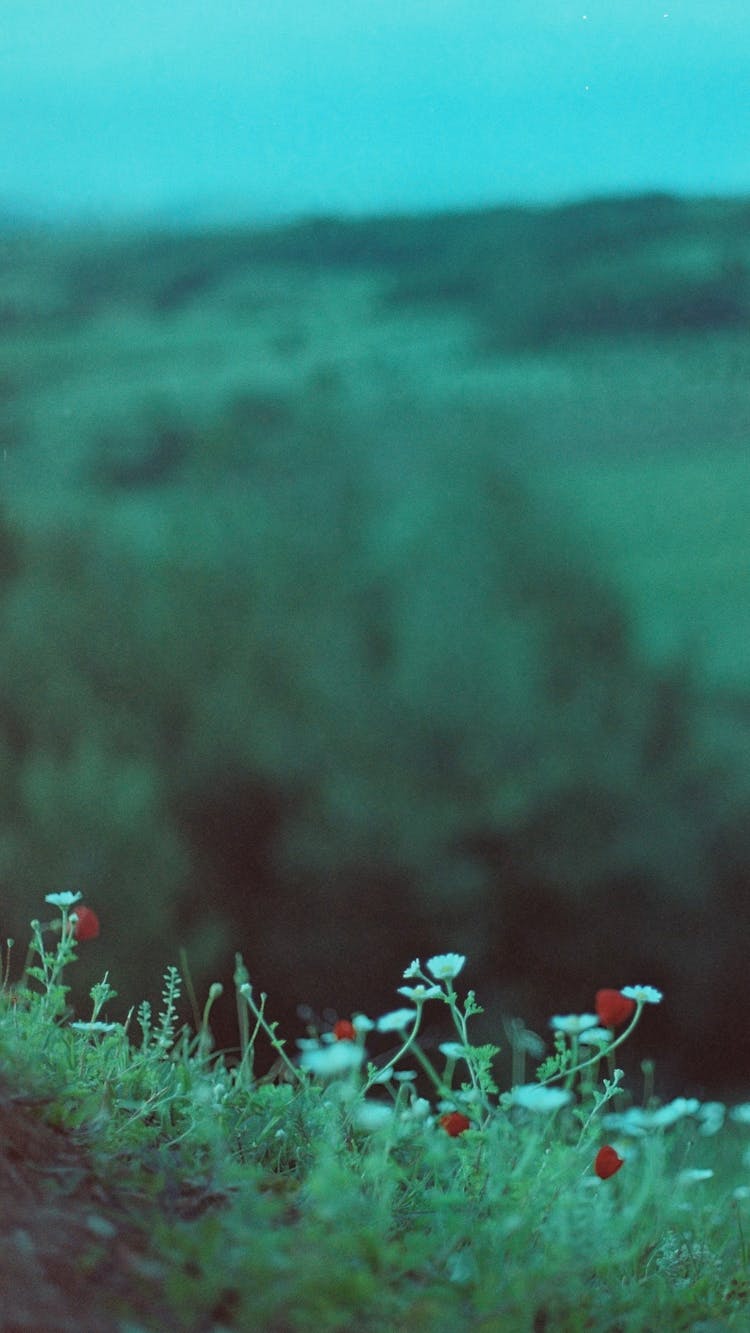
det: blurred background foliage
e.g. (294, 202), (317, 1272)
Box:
(1, 193), (750, 1093)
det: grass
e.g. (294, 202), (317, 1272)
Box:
(2, 893), (750, 1331)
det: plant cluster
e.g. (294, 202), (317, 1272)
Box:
(2, 895), (750, 1329)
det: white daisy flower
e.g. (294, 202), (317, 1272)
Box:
(299, 1041), (364, 1077)
(697, 1102), (725, 1136)
(397, 984), (442, 1003)
(376, 1007), (418, 1033)
(549, 1013), (599, 1035)
(439, 1041), (470, 1060)
(352, 1013), (375, 1033)
(511, 1084), (573, 1112)
(405, 1097), (431, 1121)
(578, 1026), (612, 1046)
(603, 1097), (699, 1133)
(730, 1104), (750, 1126)
(45, 891), (82, 909)
(402, 959), (422, 979)
(425, 953), (466, 981)
(353, 1102), (394, 1132)
(677, 1169), (714, 1185)
(621, 985), (663, 1005)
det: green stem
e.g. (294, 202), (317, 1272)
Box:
(539, 1004), (644, 1088)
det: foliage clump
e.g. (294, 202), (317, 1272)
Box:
(1, 901), (750, 1330)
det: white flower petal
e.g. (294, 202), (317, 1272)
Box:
(397, 984), (442, 1002)
(549, 1013), (599, 1035)
(376, 1007), (418, 1033)
(425, 953), (466, 981)
(299, 1042), (364, 1077)
(620, 985), (663, 1005)
(512, 1084), (573, 1112)
(45, 891), (82, 909)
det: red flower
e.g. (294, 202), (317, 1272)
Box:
(70, 905), (100, 942)
(594, 1145), (624, 1179)
(332, 1018), (356, 1041)
(439, 1111), (472, 1137)
(595, 989), (636, 1029)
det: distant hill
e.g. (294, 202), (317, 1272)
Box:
(4, 191), (748, 349)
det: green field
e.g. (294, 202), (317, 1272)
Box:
(3, 202), (749, 688)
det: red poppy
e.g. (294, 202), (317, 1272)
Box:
(594, 1144), (624, 1179)
(70, 905), (100, 942)
(332, 1018), (356, 1041)
(595, 989), (636, 1029)
(439, 1111), (472, 1137)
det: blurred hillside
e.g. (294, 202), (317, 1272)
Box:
(1, 193), (750, 1094)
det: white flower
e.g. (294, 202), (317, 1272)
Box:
(511, 1084), (573, 1112)
(578, 1026), (612, 1047)
(549, 1013), (599, 1035)
(439, 1042), (470, 1060)
(299, 1041), (364, 1077)
(603, 1097), (700, 1133)
(403, 959), (422, 979)
(677, 1168), (714, 1185)
(352, 1013), (375, 1033)
(601, 1110), (648, 1137)
(697, 1102), (725, 1136)
(621, 985), (663, 1005)
(426, 953), (466, 981)
(406, 1097), (431, 1122)
(397, 984), (442, 1003)
(730, 1104), (750, 1126)
(45, 891), (82, 909)
(376, 1007), (418, 1033)
(353, 1102), (394, 1132)
(649, 1098), (700, 1128)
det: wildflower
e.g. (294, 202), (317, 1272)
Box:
(595, 988), (636, 1028)
(298, 1041), (364, 1077)
(354, 1102), (394, 1132)
(376, 1007), (418, 1033)
(677, 1168), (714, 1185)
(403, 959), (422, 979)
(603, 1097), (700, 1134)
(69, 906), (100, 942)
(397, 983), (442, 1002)
(730, 1104), (750, 1126)
(578, 1026), (612, 1047)
(549, 1013), (598, 1035)
(595, 1145), (624, 1179)
(426, 953), (466, 981)
(696, 1102), (725, 1136)
(407, 1097), (431, 1121)
(332, 1018), (356, 1041)
(45, 891), (82, 909)
(352, 1013), (375, 1033)
(620, 985), (662, 1005)
(439, 1111), (472, 1136)
(439, 1041), (469, 1060)
(512, 1084), (573, 1112)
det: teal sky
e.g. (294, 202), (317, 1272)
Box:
(2, 1), (749, 222)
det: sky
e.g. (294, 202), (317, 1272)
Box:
(2, 0), (749, 223)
